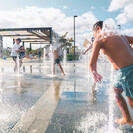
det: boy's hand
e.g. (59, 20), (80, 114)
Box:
(93, 72), (102, 82)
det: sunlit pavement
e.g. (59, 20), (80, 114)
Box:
(0, 59), (133, 133)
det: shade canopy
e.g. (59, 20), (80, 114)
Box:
(0, 27), (58, 45)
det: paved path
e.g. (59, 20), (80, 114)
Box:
(0, 61), (133, 133)
(10, 79), (63, 133)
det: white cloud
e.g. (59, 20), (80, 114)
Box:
(108, 0), (132, 12)
(108, 0), (133, 24)
(0, 6), (97, 47)
(122, 28), (133, 36)
(116, 3), (133, 24)
(63, 5), (67, 9)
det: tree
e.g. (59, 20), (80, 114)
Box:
(59, 32), (74, 54)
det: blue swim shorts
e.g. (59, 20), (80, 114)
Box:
(113, 64), (133, 98)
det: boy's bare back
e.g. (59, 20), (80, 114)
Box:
(53, 49), (59, 59)
(99, 35), (133, 69)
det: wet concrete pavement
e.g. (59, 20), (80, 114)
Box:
(0, 59), (133, 133)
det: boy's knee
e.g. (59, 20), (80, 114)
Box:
(114, 87), (123, 95)
(115, 93), (122, 102)
(128, 98), (133, 109)
(129, 102), (133, 109)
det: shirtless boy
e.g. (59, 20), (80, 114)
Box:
(89, 21), (133, 125)
(53, 48), (65, 75)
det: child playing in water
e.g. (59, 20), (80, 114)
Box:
(89, 21), (133, 125)
(53, 48), (65, 76)
(19, 46), (33, 68)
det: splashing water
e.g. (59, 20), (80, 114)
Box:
(98, 18), (119, 41)
(108, 65), (115, 133)
(0, 80), (2, 103)
(102, 19), (118, 34)
(43, 48), (48, 75)
(77, 112), (108, 132)
(99, 18), (119, 133)
(50, 45), (54, 77)
(63, 49), (67, 73)
(77, 18), (124, 133)
(99, 18), (122, 132)
(17, 54), (20, 75)
(43, 48), (46, 66)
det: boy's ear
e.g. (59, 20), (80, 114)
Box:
(97, 26), (101, 30)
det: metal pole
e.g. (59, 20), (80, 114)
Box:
(74, 17), (75, 61)
(30, 43), (32, 51)
(22, 42), (25, 47)
(49, 28), (52, 44)
(74, 15), (78, 61)
(118, 25), (121, 30)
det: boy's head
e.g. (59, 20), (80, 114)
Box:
(54, 47), (59, 51)
(92, 21), (103, 38)
(16, 38), (21, 44)
(20, 46), (24, 50)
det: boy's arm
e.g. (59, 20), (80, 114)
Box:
(16, 49), (25, 52)
(89, 40), (102, 82)
(16, 49), (22, 52)
(125, 36), (133, 45)
(82, 44), (93, 55)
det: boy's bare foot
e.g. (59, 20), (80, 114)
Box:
(115, 118), (133, 125)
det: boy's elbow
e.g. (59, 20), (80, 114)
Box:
(89, 62), (93, 68)
(89, 62), (96, 69)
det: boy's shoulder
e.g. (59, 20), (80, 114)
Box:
(94, 36), (104, 45)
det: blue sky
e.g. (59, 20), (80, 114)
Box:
(0, 0), (119, 20)
(0, 0), (133, 48)
(0, 0), (132, 28)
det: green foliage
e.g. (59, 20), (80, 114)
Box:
(59, 32), (74, 51)
(67, 54), (79, 61)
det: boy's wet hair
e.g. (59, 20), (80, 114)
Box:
(20, 46), (24, 49)
(93, 21), (103, 31)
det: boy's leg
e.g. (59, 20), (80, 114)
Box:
(28, 55), (33, 59)
(19, 60), (23, 68)
(114, 87), (133, 125)
(14, 61), (17, 72)
(58, 63), (65, 75)
(13, 57), (17, 72)
(127, 96), (133, 109)
(25, 55), (33, 59)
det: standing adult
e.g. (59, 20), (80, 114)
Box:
(11, 38), (22, 72)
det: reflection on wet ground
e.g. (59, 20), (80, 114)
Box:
(0, 59), (133, 133)
(0, 73), (53, 132)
